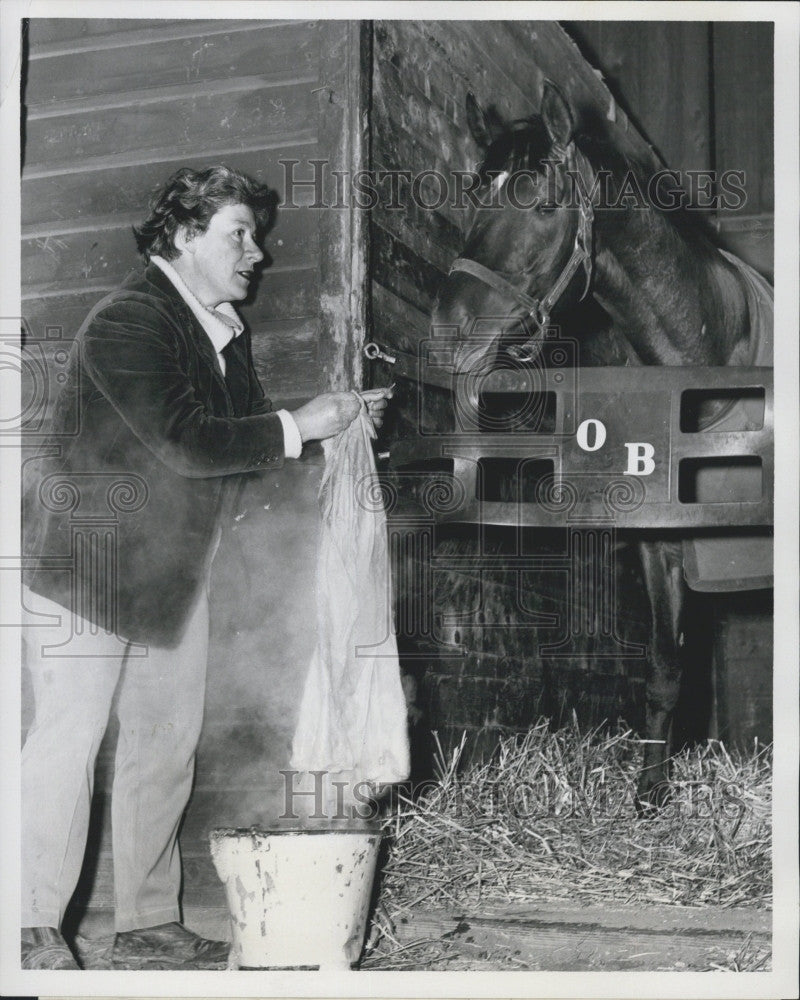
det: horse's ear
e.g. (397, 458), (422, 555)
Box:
(541, 80), (575, 153)
(466, 93), (505, 150)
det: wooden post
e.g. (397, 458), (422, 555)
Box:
(317, 20), (371, 392)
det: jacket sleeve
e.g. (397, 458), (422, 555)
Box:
(245, 331), (272, 417)
(80, 294), (286, 478)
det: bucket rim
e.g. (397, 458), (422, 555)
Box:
(209, 823), (384, 841)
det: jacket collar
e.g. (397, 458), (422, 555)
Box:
(148, 255), (243, 356)
(133, 261), (231, 379)
(137, 259), (186, 302)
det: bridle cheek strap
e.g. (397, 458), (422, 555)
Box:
(448, 146), (595, 334)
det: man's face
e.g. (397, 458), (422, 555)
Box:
(180, 202), (264, 307)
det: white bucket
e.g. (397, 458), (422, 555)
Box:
(209, 826), (383, 970)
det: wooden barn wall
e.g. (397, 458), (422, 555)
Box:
(711, 22), (774, 280)
(20, 17), (366, 929)
(22, 16), (347, 406)
(564, 20), (774, 280)
(369, 20), (773, 764)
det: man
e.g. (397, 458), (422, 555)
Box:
(21, 165), (390, 969)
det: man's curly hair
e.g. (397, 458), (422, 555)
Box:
(132, 165), (276, 261)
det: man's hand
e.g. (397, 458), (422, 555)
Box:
(291, 392), (360, 443)
(358, 386), (394, 429)
(291, 386), (394, 443)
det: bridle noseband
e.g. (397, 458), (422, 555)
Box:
(448, 145), (595, 356)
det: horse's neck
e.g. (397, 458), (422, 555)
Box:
(591, 209), (750, 366)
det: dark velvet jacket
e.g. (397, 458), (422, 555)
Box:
(23, 263), (286, 646)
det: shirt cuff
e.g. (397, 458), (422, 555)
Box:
(276, 409), (303, 459)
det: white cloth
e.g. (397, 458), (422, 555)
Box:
(290, 400), (410, 800)
(150, 255), (302, 458)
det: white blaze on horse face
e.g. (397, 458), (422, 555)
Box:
(491, 170), (510, 193)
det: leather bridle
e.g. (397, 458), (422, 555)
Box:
(448, 145), (595, 355)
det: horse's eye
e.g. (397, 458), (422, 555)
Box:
(536, 203), (557, 216)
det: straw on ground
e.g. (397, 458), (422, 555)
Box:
(364, 718), (771, 971)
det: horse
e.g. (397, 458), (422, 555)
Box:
(430, 81), (773, 809)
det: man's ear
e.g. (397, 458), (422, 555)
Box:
(173, 225), (196, 256)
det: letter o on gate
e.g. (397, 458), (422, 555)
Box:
(576, 418), (606, 452)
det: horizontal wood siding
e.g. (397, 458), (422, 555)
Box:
(22, 17), (327, 412)
(26, 21), (317, 106)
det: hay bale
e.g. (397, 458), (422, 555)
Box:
(376, 719), (771, 917)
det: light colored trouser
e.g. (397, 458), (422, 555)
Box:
(21, 580), (209, 933)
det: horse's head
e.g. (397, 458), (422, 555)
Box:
(434, 82), (594, 368)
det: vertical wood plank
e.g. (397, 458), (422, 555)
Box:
(563, 20), (773, 276)
(712, 21), (774, 216)
(316, 19), (370, 392)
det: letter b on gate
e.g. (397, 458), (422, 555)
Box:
(624, 442), (655, 476)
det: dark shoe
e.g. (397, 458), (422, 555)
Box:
(112, 921), (229, 969)
(21, 926), (80, 970)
